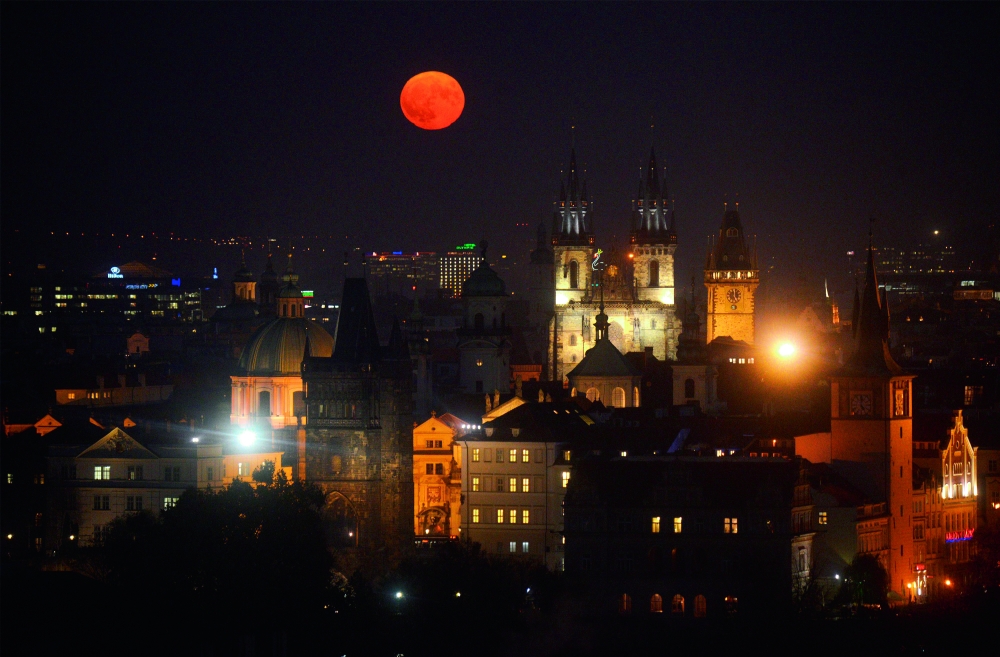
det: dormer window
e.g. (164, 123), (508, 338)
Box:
(726, 228), (738, 237)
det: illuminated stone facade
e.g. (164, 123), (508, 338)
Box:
(704, 206), (758, 345)
(548, 148), (679, 384)
(412, 413), (464, 538)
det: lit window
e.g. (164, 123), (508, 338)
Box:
(163, 496), (179, 510)
(472, 508), (480, 523)
(522, 541), (530, 553)
(509, 449), (517, 463)
(472, 448), (480, 462)
(562, 450), (571, 461)
(94, 466), (110, 481)
(497, 509), (505, 524)
(522, 449), (530, 463)
(509, 541), (517, 553)
(562, 471), (570, 488)
(508, 477), (517, 493)
(522, 509), (530, 524)
(238, 462), (246, 476)
(651, 594), (663, 613)
(509, 509), (517, 524)
(472, 476), (481, 492)
(522, 477), (530, 493)
(652, 516), (661, 533)
(674, 517), (683, 533)
(818, 511), (828, 525)
(724, 517), (738, 534)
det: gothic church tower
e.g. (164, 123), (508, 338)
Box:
(705, 205), (758, 344)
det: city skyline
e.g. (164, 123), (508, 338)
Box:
(3, 3), (997, 295)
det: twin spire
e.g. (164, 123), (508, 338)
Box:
(632, 145), (676, 244)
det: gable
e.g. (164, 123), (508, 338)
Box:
(78, 427), (158, 460)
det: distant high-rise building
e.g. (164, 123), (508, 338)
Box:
(365, 251), (439, 298)
(439, 247), (483, 298)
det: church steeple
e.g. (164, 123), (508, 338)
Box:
(594, 273), (609, 342)
(631, 146), (674, 246)
(552, 146), (594, 246)
(845, 234), (902, 375)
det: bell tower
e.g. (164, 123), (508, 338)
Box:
(704, 204), (758, 344)
(551, 147), (595, 306)
(829, 235), (914, 599)
(630, 146), (677, 305)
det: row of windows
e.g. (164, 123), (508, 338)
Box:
(499, 540), (531, 554)
(89, 463), (242, 482)
(93, 494), (179, 511)
(619, 593), (719, 617)
(471, 448), (537, 463)
(425, 463), (446, 475)
(471, 476), (535, 493)
(649, 516), (739, 534)
(471, 508), (533, 525)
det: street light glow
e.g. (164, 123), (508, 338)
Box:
(395, 591), (404, 599)
(238, 431), (255, 447)
(777, 342), (796, 358)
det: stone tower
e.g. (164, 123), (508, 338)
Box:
(630, 146), (677, 306)
(302, 278), (414, 572)
(829, 238), (914, 598)
(705, 204), (759, 344)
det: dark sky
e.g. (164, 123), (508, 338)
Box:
(3, 3), (998, 295)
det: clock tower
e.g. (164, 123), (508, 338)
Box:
(704, 205), (758, 344)
(829, 239), (915, 599)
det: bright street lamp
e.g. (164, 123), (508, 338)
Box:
(238, 431), (255, 447)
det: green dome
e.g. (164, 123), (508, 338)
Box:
(461, 261), (506, 297)
(238, 317), (334, 375)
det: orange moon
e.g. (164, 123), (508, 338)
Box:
(400, 71), (465, 130)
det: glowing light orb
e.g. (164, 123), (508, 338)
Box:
(400, 71), (465, 130)
(238, 431), (255, 447)
(777, 343), (796, 358)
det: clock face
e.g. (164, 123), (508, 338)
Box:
(850, 393), (873, 417)
(726, 288), (742, 304)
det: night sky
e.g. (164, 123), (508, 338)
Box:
(3, 3), (998, 296)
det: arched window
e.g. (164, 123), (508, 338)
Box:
(569, 334), (577, 346)
(650, 594), (663, 613)
(571, 354), (577, 363)
(649, 259), (660, 287)
(291, 304), (297, 317)
(726, 227), (738, 237)
(685, 378), (695, 399)
(694, 595), (707, 618)
(474, 313), (484, 331)
(672, 594), (685, 614)
(281, 303), (288, 317)
(633, 387), (640, 407)
(258, 390), (271, 416)
(569, 260), (579, 289)
(618, 593), (632, 614)
(586, 387), (600, 402)
(612, 387), (626, 408)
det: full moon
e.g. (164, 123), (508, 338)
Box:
(400, 71), (465, 130)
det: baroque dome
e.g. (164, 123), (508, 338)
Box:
(461, 260), (506, 297)
(238, 317), (334, 376)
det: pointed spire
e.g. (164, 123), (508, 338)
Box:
(845, 225), (902, 375)
(851, 281), (861, 339)
(594, 271), (609, 341)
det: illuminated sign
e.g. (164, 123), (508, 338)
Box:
(945, 528), (974, 543)
(301, 290), (314, 298)
(171, 278), (181, 287)
(455, 243), (476, 251)
(126, 283), (159, 290)
(213, 267), (219, 280)
(592, 248), (604, 271)
(392, 251), (403, 255)
(108, 266), (124, 279)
